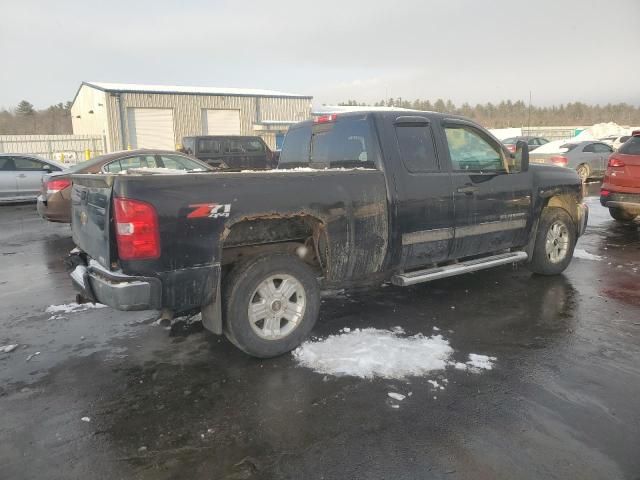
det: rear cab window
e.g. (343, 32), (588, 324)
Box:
(279, 115), (380, 169)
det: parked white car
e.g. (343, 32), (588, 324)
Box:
(600, 135), (632, 151)
(0, 154), (65, 203)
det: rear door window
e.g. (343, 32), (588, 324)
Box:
(593, 143), (613, 153)
(226, 139), (244, 154)
(395, 124), (439, 172)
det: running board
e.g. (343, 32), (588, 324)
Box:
(391, 251), (528, 287)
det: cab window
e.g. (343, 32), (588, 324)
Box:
(395, 124), (439, 172)
(444, 125), (505, 172)
(310, 116), (376, 169)
(278, 126), (311, 167)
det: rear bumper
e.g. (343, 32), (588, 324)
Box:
(70, 258), (162, 311)
(577, 202), (588, 236)
(600, 192), (640, 212)
(37, 194), (71, 223)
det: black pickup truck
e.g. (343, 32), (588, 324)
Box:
(69, 110), (588, 357)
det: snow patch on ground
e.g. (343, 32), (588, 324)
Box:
(466, 354), (497, 371)
(573, 249), (603, 261)
(387, 392), (406, 401)
(0, 344), (18, 353)
(293, 328), (453, 379)
(46, 302), (107, 319)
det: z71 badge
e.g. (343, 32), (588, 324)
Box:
(187, 203), (231, 219)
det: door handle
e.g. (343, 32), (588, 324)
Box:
(456, 185), (479, 195)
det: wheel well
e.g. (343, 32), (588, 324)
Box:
(221, 215), (325, 272)
(545, 194), (579, 224)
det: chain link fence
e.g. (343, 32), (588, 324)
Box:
(0, 134), (106, 166)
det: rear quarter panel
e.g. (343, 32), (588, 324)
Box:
(113, 169), (390, 284)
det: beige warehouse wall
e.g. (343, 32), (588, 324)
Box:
(105, 92), (312, 151)
(71, 86), (110, 150)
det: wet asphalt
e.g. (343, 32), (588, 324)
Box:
(1, 185), (639, 480)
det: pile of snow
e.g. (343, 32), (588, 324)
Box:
(293, 327), (453, 379)
(589, 122), (630, 139)
(293, 327), (497, 379)
(46, 302), (107, 319)
(573, 249), (603, 261)
(490, 127), (522, 141)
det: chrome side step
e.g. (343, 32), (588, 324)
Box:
(391, 251), (528, 287)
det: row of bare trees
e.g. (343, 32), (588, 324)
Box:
(0, 100), (73, 135)
(339, 98), (640, 128)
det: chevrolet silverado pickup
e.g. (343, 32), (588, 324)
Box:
(69, 110), (588, 357)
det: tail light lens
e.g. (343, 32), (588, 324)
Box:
(608, 156), (625, 167)
(46, 178), (72, 193)
(600, 189), (610, 197)
(506, 144), (516, 153)
(313, 114), (338, 124)
(550, 155), (568, 166)
(113, 197), (160, 260)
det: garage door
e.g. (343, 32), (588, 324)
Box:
(127, 108), (175, 150)
(202, 109), (241, 135)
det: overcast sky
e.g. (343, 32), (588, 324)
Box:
(1, 0), (639, 109)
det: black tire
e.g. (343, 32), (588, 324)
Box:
(609, 207), (637, 222)
(527, 207), (576, 275)
(222, 253), (320, 358)
(576, 164), (590, 183)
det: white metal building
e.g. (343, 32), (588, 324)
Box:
(71, 82), (313, 152)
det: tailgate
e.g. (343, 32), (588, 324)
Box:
(71, 174), (114, 267)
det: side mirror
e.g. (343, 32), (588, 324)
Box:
(513, 140), (529, 172)
(42, 165), (52, 173)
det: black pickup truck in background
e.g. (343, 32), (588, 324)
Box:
(69, 110), (588, 357)
(179, 135), (275, 169)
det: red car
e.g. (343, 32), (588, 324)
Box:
(600, 131), (640, 222)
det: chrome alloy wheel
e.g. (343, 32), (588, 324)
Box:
(247, 274), (306, 340)
(545, 221), (570, 264)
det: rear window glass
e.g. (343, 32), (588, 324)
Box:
(560, 143), (580, 152)
(278, 126), (312, 167)
(104, 155), (158, 173)
(620, 136), (631, 143)
(182, 137), (196, 154)
(310, 117), (377, 169)
(158, 154), (208, 171)
(395, 125), (439, 172)
(618, 137), (640, 155)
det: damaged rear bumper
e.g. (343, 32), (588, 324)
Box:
(70, 257), (162, 311)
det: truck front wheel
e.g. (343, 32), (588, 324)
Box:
(527, 207), (576, 275)
(223, 253), (320, 358)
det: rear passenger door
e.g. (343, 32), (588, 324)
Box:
(14, 157), (53, 198)
(0, 157), (18, 200)
(441, 121), (532, 259)
(391, 116), (454, 269)
(592, 143), (613, 174)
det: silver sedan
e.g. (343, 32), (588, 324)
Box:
(0, 154), (65, 203)
(529, 141), (613, 182)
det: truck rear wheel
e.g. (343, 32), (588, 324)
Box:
(527, 207), (576, 275)
(223, 253), (320, 358)
(609, 208), (637, 222)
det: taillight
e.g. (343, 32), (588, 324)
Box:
(608, 156), (625, 167)
(600, 189), (610, 197)
(550, 156), (568, 166)
(113, 197), (160, 260)
(46, 178), (71, 193)
(506, 144), (516, 153)
(313, 114), (338, 124)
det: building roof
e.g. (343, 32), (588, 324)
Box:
(80, 81), (312, 99)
